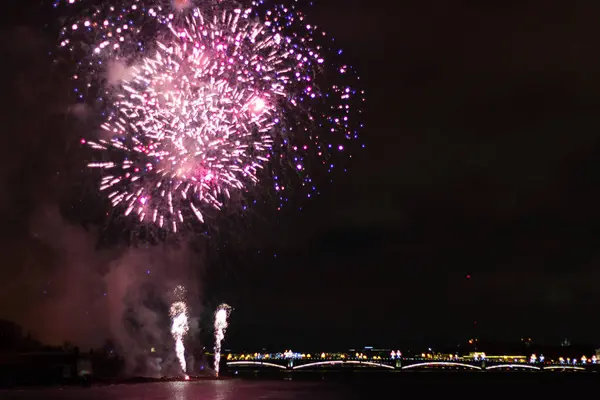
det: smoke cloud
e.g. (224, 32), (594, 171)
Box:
(106, 60), (137, 86)
(0, 205), (205, 376)
(172, 0), (193, 12)
(0, 25), (205, 377)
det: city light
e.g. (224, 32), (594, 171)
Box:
(225, 350), (598, 372)
(529, 354), (537, 363)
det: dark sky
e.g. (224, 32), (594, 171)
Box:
(1, 0), (600, 355)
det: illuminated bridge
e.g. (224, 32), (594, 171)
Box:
(225, 351), (600, 372)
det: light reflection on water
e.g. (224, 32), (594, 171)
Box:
(0, 374), (590, 398)
(168, 380), (234, 400)
(0, 380), (342, 400)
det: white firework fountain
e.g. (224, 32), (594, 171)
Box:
(170, 286), (189, 379)
(214, 304), (231, 377)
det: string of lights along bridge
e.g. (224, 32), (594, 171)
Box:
(225, 349), (600, 372)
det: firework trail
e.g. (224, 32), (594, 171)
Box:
(213, 303), (231, 377)
(170, 286), (189, 377)
(57, 0), (364, 230)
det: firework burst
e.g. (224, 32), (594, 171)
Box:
(59, 0), (363, 231)
(86, 7), (284, 230)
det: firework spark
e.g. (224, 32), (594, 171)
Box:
(59, 0), (363, 230)
(170, 286), (189, 377)
(86, 7), (282, 230)
(213, 303), (231, 377)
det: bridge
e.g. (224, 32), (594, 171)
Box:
(225, 352), (600, 372)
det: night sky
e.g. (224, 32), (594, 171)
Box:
(1, 0), (600, 354)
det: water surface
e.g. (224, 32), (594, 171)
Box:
(1, 372), (597, 399)
(0, 380), (345, 400)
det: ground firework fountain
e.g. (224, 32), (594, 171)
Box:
(214, 304), (231, 377)
(170, 286), (189, 378)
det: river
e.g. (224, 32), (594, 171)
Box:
(1, 372), (597, 399)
